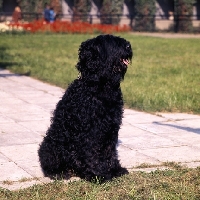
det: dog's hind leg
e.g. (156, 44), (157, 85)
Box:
(73, 144), (128, 183)
(105, 150), (129, 180)
(82, 159), (128, 183)
(38, 138), (70, 179)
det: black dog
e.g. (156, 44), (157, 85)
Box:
(38, 34), (133, 182)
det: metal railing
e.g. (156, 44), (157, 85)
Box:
(1, 12), (200, 23)
(1, 12), (200, 33)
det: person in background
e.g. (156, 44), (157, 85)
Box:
(44, 3), (50, 23)
(12, 6), (22, 23)
(49, 7), (56, 23)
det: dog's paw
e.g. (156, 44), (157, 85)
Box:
(113, 166), (129, 177)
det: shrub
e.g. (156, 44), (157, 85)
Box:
(0, 0), (3, 12)
(134, 0), (156, 32)
(174, 0), (195, 32)
(100, 0), (124, 25)
(73, 0), (92, 22)
(19, 0), (49, 13)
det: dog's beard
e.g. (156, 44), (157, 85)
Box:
(121, 68), (127, 80)
(113, 59), (128, 75)
(112, 64), (127, 82)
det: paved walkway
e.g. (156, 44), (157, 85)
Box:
(131, 32), (200, 38)
(1, 68), (200, 191)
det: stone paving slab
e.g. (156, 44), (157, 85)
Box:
(119, 134), (182, 150)
(118, 145), (160, 168)
(0, 130), (42, 146)
(133, 122), (180, 134)
(158, 113), (200, 120)
(123, 111), (166, 124)
(1, 68), (200, 191)
(0, 162), (33, 182)
(137, 146), (200, 163)
(2, 180), (43, 191)
(131, 32), (200, 38)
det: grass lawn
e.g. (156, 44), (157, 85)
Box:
(1, 163), (200, 199)
(0, 33), (200, 199)
(0, 33), (199, 114)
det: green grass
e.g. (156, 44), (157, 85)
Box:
(123, 34), (200, 114)
(1, 33), (200, 198)
(1, 164), (200, 199)
(0, 33), (200, 114)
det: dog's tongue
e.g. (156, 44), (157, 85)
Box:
(123, 59), (129, 66)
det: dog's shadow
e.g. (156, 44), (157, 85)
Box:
(153, 121), (200, 135)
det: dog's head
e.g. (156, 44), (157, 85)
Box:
(76, 34), (133, 85)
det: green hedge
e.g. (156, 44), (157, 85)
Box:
(19, 0), (51, 13)
(73, 0), (91, 22)
(18, 0), (51, 21)
(0, 0), (2, 12)
(134, 0), (156, 32)
(100, 0), (124, 25)
(174, 0), (195, 32)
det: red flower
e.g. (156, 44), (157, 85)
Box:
(8, 20), (131, 34)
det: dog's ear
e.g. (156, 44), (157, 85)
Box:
(76, 39), (103, 74)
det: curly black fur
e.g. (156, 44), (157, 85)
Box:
(38, 34), (133, 183)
